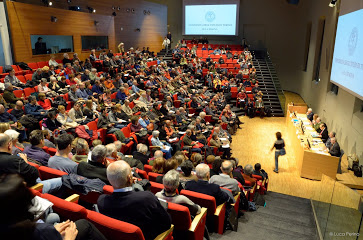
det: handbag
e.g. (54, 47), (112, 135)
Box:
(138, 129), (148, 137)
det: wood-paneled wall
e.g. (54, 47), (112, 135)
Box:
(7, 0), (167, 62)
(6, 1), (115, 63)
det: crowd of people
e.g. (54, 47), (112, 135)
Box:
(0, 40), (270, 239)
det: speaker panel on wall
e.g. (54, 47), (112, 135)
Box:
(330, 83), (339, 95)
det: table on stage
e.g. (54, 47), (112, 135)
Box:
(286, 110), (339, 180)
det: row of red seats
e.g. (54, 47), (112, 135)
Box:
(30, 163), (207, 239)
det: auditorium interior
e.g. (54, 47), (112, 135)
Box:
(0, 0), (362, 239)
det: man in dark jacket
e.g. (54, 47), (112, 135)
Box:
(185, 163), (232, 206)
(77, 145), (110, 184)
(0, 133), (62, 193)
(97, 161), (171, 240)
(132, 143), (150, 165)
(3, 83), (23, 109)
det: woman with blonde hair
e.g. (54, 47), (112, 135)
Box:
(56, 105), (78, 129)
(152, 157), (165, 174)
(0, 122), (10, 133)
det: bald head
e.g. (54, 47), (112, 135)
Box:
(221, 160), (233, 174)
(15, 101), (23, 109)
(107, 160), (132, 189)
(154, 150), (163, 159)
(0, 105), (4, 114)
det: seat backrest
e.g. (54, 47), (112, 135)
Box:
(86, 210), (145, 240)
(38, 166), (67, 180)
(180, 190), (216, 215)
(110, 92), (117, 100)
(144, 164), (153, 174)
(41, 193), (87, 221)
(47, 147), (57, 156)
(150, 181), (164, 194)
(148, 172), (162, 182)
(28, 62), (39, 70)
(17, 75), (26, 83)
(13, 90), (24, 98)
(87, 121), (98, 131)
(28, 161), (40, 170)
(167, 202), (191, 231)
(135, 168), (148, 180)
(103, 185), (114, 195)
(23, 87), (35, 97)
(25, 74), (33, 81)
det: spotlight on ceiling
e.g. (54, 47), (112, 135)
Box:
(329, 0), (337, 7)
(41, 0), (50, 6)
(87, 6), (96, 13)
(69, 6), (81, 11)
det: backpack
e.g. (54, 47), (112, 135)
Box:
(248, 201), (257, 211)
(52, 96), (68, 109)
(348, 154), (359, 170)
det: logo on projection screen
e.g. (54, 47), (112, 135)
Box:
(205, 11), (216, 22)
(348, 27), (358, 56)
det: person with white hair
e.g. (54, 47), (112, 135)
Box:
(185, 163), (231, 206)
(209, 160), (240, 195)
(132, 143), (149, 165)
(71, 138), (89, 163)
(242, 164), (256, 185)
(77, 145), (110, 184)
(97, 161), (172, 240)
(151, 130), (172, 159)
(306, 108), (314, 122)
(105, 143), (121, 163)
(4, 129), (22, 155)
(155, 170), (201, 215)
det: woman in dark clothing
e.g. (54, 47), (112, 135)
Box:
(0, 174), (107, 240)
(270, 132), (285, 173)
(44, 111), (63, 131)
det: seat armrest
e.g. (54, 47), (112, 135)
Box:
(214, 203), (226, 216)
(189, 207), (207, 232)
(154, 224), (174, 240)
(232, 192), (241, 207)
(30, 183), (43, 191)
(65, 194), (80, 203)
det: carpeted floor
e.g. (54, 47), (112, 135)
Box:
(210, 192), (318, 240)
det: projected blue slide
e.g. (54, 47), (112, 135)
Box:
(331, 9), (363, 99)
(185, 4), (237, 35)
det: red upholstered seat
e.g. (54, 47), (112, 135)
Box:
(38, 166), (67, 180)
(167, 202), (207, 240)
(148, 172), (163, 182)
(41, 193), (87, 221)
(144, 164), (153, 174)
(86, 210), (146, 240)
(150, 181), (164, 194)
(180, 189), (226, 234)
